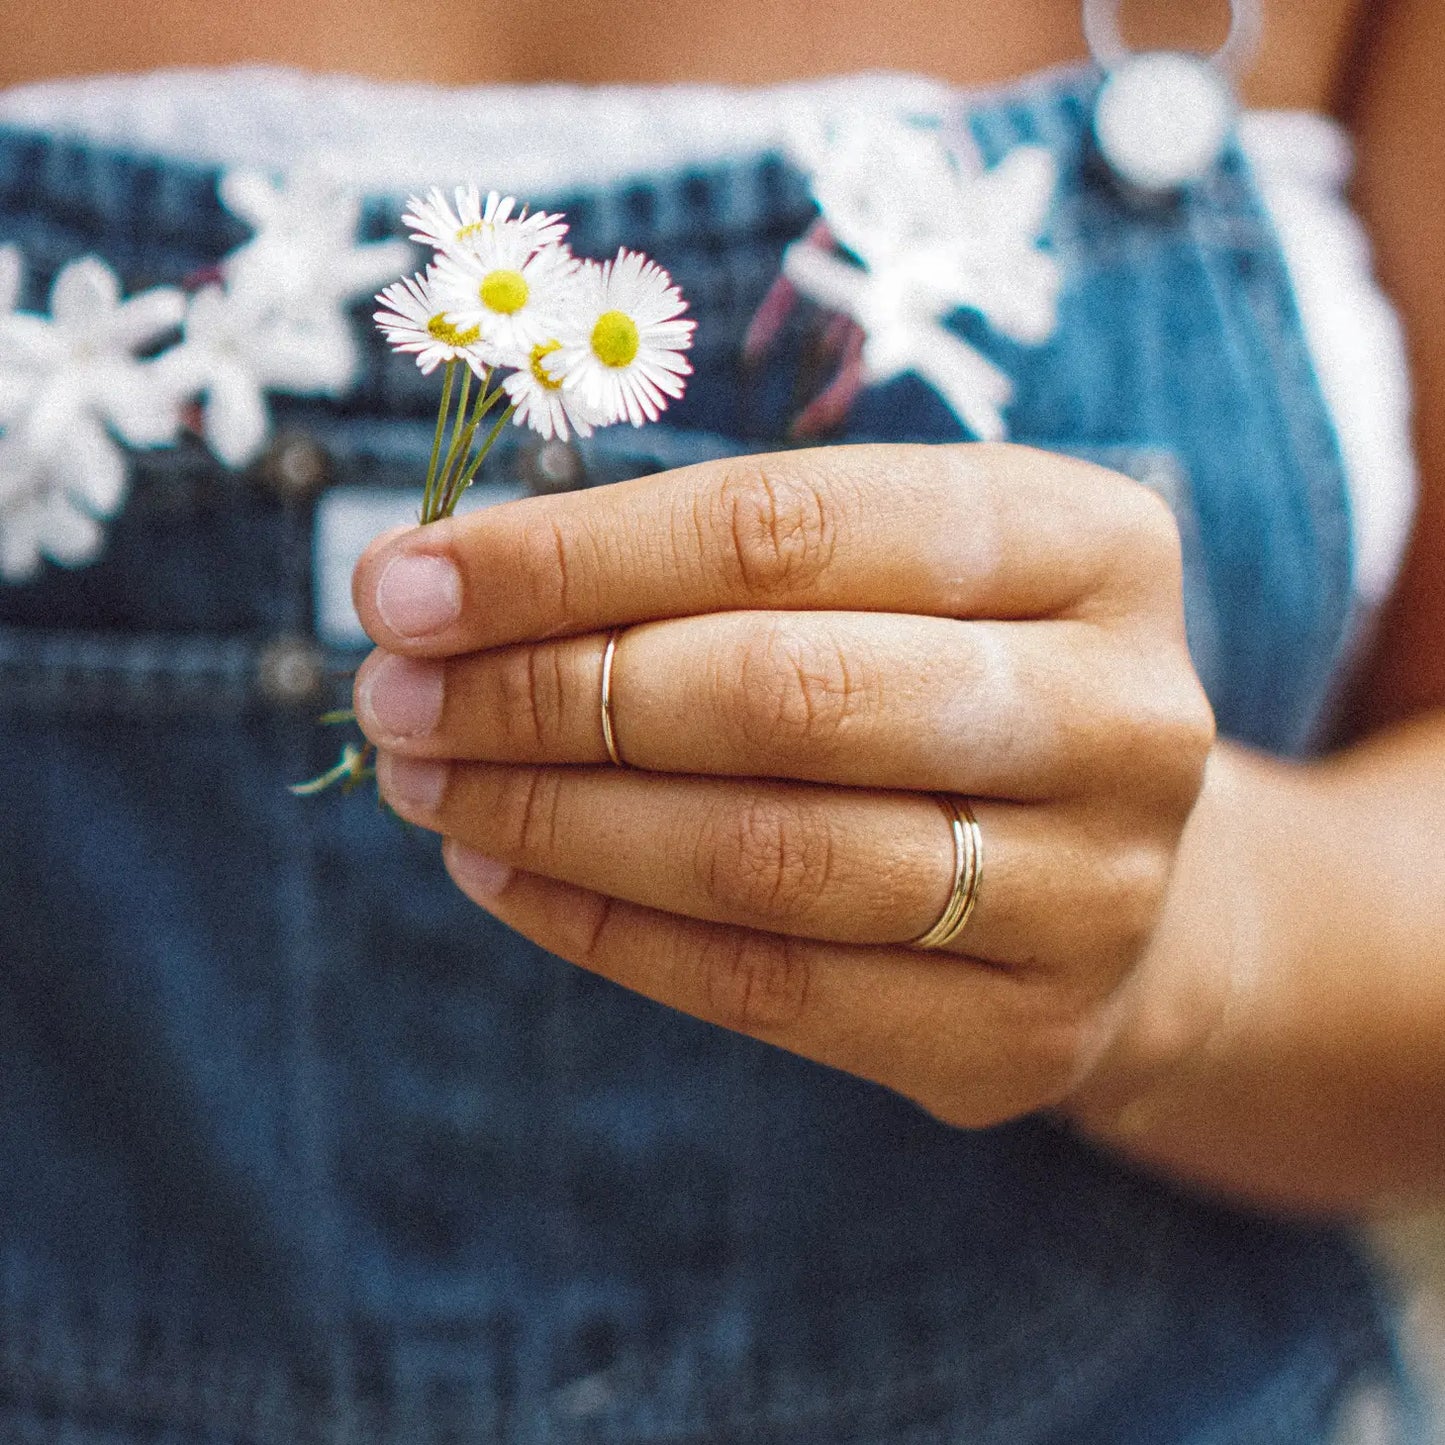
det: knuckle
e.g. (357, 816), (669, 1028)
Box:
(712, 462), (837, 600)
(515, 515), (586, 635)
(734, 620), (863, 760)
(1095, 843), (1174, 974)
(494, 767), (566, 857)
(1116, 666), (1216, 812)
(1121, 477), (1184, 564)
(1017, 998), (1105, 1109)
(493, 645), (566, 752)
(921, 1001), (1096, 1129)
(1180, 678), (1218, 770)
(694, 794), (834, 925)
(697, 927), (812, 1034)
(1091, 476), (1186, 608)
(575, 891), (620, 965)
(1160, 685), (1216, 808)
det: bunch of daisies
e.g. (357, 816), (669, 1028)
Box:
(375, 186), (694, 523)
(294, 188), (693, 800)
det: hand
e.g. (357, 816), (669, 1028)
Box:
(351, 444), (1215, 1128)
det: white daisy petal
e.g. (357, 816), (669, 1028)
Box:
(402, 185), (484, 255)
(375, 270), (488, 375)
(433, 237), (580, 361)
(551, 248), (694, 427)
(503, 340), (608, 442)
(404, 187), (569, 261)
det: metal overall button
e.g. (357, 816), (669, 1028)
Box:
(1084, 0), (1261, 195)
(256, 634), (326, 706)
(518, 438), (586, 495)
(259, 430), (334, 502)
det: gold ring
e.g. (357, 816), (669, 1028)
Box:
(600, 629), (624, 767)
(910, 796), (983, 950)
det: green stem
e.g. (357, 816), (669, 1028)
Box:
(421, 360), (458, 523)
(426, 366), (474, 523)
(289, 741), (372, 797)
(437, 383), (506, 518)
(452, 402), (517, 499)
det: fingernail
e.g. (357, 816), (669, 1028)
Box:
(375, 553), (462, 638)
(358, 655), (444, 738)
(448, 844), (514, 902)
(377, 752), (448, 812)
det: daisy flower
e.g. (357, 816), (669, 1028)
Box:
(374, 270), (486, 377)
(551, 249), (694, 427)
(402, 186), (567, 261)
(430, 232), (578, 366)
(503, 340), (609, 442)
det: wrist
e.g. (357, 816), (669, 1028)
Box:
(1055, 747), (1266, 1160)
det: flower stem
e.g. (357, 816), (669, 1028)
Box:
(437, 386), (507, 516)
(452, 403), (517, 498)
(421, 360), (457, 523)
(425, 365), (474, 523)
(289, 741), (374, 797)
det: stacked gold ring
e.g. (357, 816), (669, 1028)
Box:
(910, 796), (983, 950)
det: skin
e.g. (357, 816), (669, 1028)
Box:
(0, 0), (1363, 109)
(9, 0), (1442, 1213)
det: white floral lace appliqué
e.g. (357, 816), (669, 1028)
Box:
(784, 113), (1061, 441)
(0, 163), (411, 582)
(0, 249), (183, 582)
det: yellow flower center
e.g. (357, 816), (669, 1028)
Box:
(456, 221), (487, 240)
(529, 340), (564, 391)
(591, 310), (640, 368)
(479, 269), (529, 315)
(427, 313), (480, 348)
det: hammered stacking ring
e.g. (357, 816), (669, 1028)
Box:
(599, 629), (625, 767)
(911, 796), (983, 950)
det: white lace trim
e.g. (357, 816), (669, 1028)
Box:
(0, 66), (956, 197)
(1239, 110), (1416, 617)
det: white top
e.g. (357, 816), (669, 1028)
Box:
(0, 66), (1417, 618)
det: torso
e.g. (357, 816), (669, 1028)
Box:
(0, 0), (1366, 113)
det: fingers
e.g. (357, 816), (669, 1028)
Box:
(440, 843), (1114, 1127)
(351, 444), (1185, 657)
(356, 610), (1199, 803)
(378, 755), (1166, 983)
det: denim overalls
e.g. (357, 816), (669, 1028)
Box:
(0, 68), (1418, 1444)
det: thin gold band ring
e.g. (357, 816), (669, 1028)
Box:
(910, 796), (983, 950)
(600, 629), (624, 767)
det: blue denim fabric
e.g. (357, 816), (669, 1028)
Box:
(0, 67), (1418, 1444)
